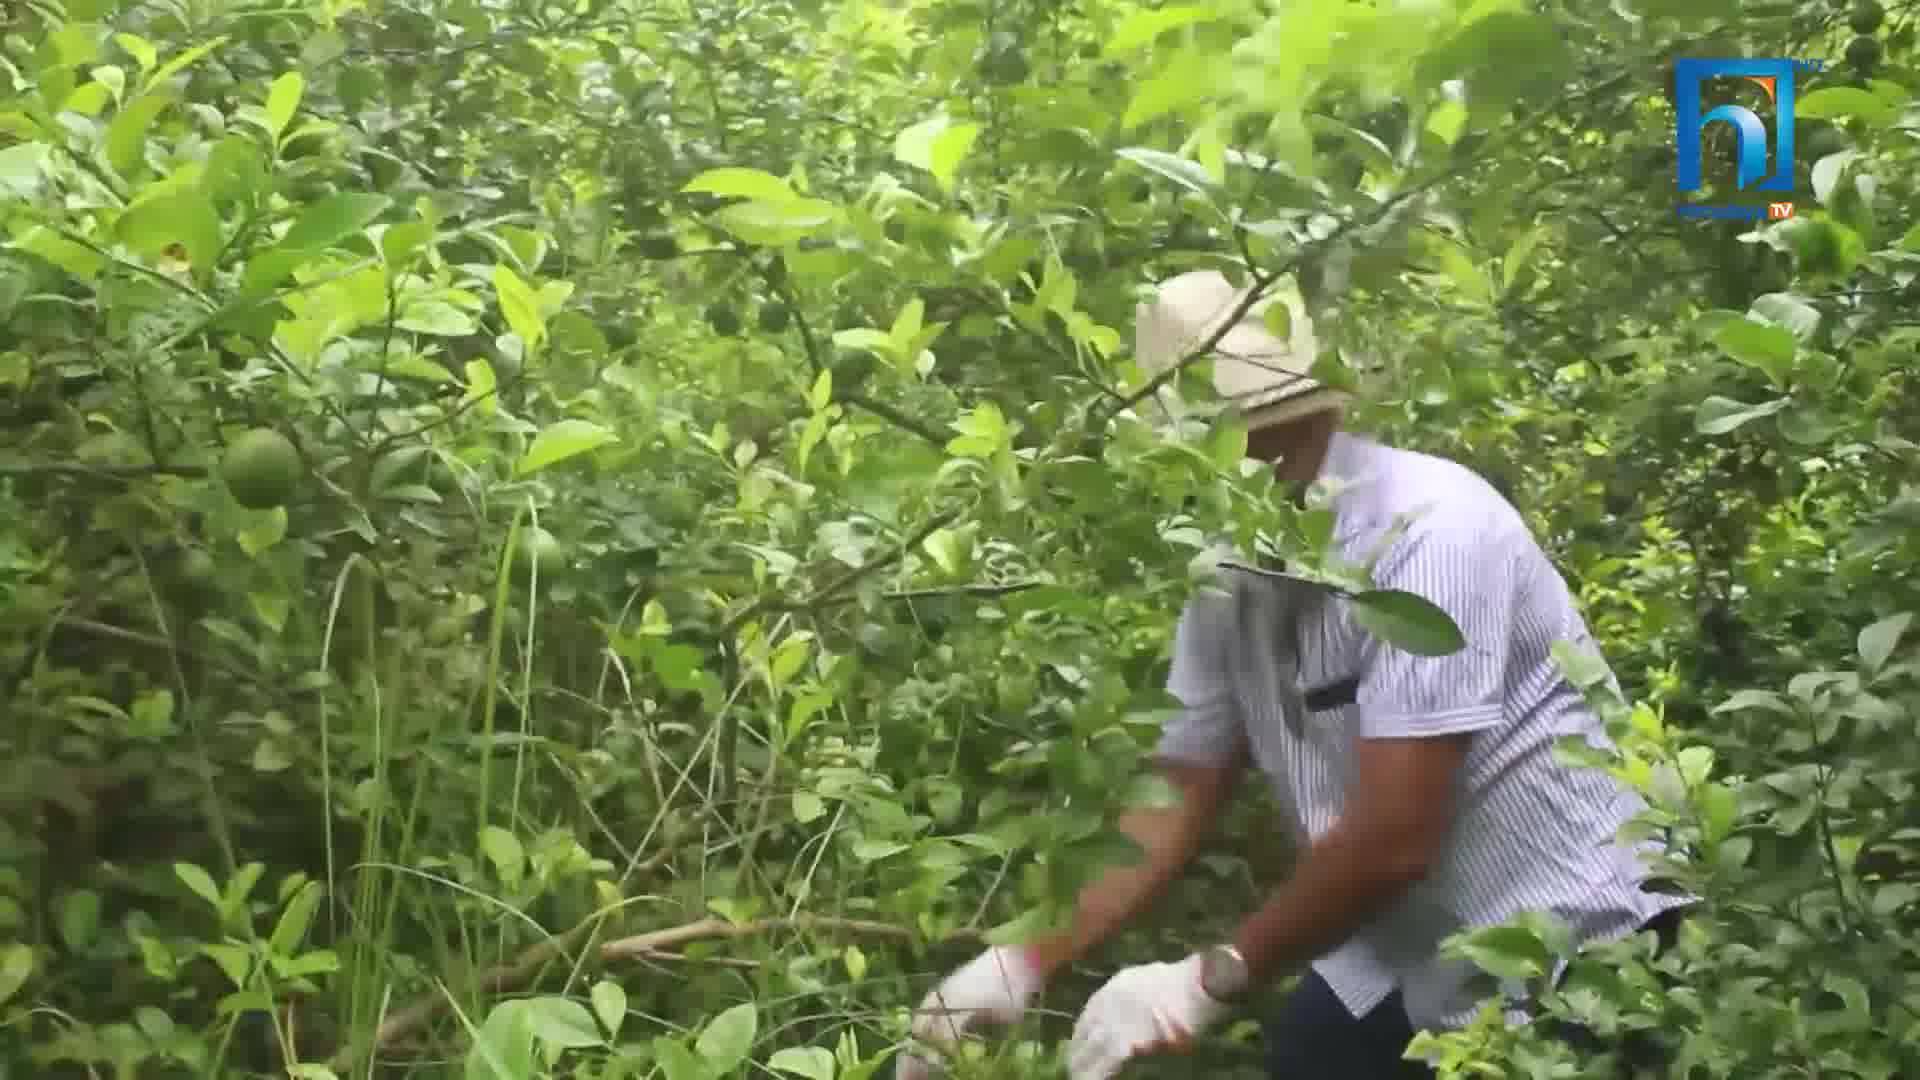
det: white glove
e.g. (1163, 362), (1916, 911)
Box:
(1067, 954), (1227, 1080)
(896, 945), (1046, 1079)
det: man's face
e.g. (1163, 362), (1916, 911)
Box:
(1246, 408), (1342, 491)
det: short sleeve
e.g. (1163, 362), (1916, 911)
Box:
(1153, 587), (1248, 766)
(1351, 523), (1517, 740)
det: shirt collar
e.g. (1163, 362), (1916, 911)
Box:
(1317, 432), (1381, 509)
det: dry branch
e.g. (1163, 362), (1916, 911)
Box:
(327, 912), (980, 1071)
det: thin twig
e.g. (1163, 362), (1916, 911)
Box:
(717, 507), (966, 639)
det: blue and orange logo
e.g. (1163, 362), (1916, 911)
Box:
(1673, 57), (1826, 221)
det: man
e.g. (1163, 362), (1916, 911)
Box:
(894, 270), (1692, 1079)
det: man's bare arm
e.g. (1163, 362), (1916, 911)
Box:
(1020, 754), (1244, 979)
(1231, 732), (1473, 986)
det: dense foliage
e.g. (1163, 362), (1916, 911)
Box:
(2, 0), (1917, 1077)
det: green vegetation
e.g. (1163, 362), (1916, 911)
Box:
(1, 1), (1916, 1078)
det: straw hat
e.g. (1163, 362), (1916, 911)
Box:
(1132, 270), (1345, 432)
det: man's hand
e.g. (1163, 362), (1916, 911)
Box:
(895, 945), (1046, 1079)
(1066, 954), (1227, 1080)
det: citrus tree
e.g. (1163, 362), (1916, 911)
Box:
(1, 0), (1916, 1078)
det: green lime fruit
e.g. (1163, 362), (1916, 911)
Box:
(220, 428), (301, 509)
(1849, 0), (1884, 34)
(980, 45), (1029, 85)
(830, 349), (877, 387)
(178, 548), (218, 587)
(1847, 34), (1883, 73)
(706, 303), (742, 336)
(757, 302), (792, 333)
(1803, 123), (1850, 159)
(512, 526), (566, 578)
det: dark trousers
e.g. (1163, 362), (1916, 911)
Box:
(1263, 907), (1689, 1079)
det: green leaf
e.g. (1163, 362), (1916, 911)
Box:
(895, 114), (981, 193)
(117, 188), (221, 272)
(237, 508), (288, 558)
(695, 1003), (757, 1071)
(1262, 301), (1291, 341)
(590, 981), (626, 1038)
(1700, 782), (1739, 843)
(1711, 319), (1795, 385)
(1502, 224), (1549, 294)
(1712, 689), (1793, 716)
(58, 890), (101, 950)
(1419, 12), (1570, 109)
(0, 944), (35, 1008)
(380, 221), (435, 268)
(984, 905), (1068, 946)
(269, 881), (323, 956)
(130, 688), (175, 736)
(522, 997), (605, 1049)
(1452, 924), (1553, 982)
(174, 862), (223, 909)
(1430, 237), (1491, 304)
(104, 93), (172, 177)
(1748, 293), (1820, 341)
(652, 1038), (707, 1080)
(1206, 413), (1248, 470)
(279, 192), (390, 253)
(1821, 973), (1872, 1024)
(0, 143), (49, 201)
(478, 826), (525, 884)
(1116, 147), (1216, 196)
(467, 1000), (537, 1080)
(1858, 612), (1912, 676)
(1796, 87), (1893, 125)
(1871, 882), (1920, 919)
(397, 300), (478, 337)
(1425, 98), (1467, 146)
(1695, 395), (1789, 436)
(851, 839), (909, 862)
(200, 942), (253, 988)
(1350, 589), (1466, 656)
(683, 167), (795, 202)
(114, 33), (158, 72)
(464, 359), (498, 416)
(713, 198), (838, 246)
(1106, 5), (1222, 55)
(1811, 149), (1860, 206)
(204, 136), (268, 205)
(1123, 48), (1217, 129)
(768, 1046), (837, 1080)
(517, 419), (618, 475)
(832, 328), (895, 357)
(265, 72), (303, 141)
(492, 264), (546, 348)
(1777, 404), (1844, 446)
(143, 36), (230, 94)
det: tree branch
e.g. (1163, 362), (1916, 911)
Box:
(842, 392), (947, 445)
(326, 912), (979, 1071)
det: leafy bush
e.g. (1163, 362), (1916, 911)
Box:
(1, 0), (1915, 1078)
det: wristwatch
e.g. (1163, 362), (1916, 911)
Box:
(1197, 943), (1251, 1003)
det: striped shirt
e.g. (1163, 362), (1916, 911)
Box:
(1156, 431), (1688, 1030)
